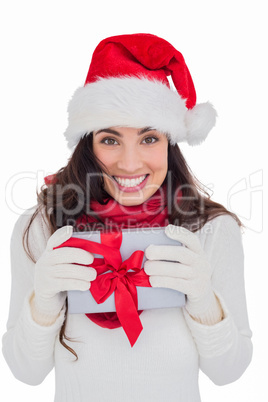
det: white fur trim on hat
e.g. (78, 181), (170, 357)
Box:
(63, 76), (216, 149)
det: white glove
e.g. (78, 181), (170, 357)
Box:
(31, 225), (96, 325)
(144, 224), (223, 325)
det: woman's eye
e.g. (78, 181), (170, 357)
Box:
(143, 136), (158, 144)
(101, 137), (118, 145)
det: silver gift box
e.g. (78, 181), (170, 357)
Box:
(67, 227), (185, 313)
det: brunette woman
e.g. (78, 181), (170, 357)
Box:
(2, 33), (253, 402)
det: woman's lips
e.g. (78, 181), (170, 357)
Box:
(112, 174), (149, 193)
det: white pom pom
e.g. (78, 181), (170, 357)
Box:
(185, 102), (217, 146)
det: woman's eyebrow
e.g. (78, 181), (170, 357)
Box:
(95, 127), (155, 137)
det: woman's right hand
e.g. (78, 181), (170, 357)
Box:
(30, 225), (96, 325)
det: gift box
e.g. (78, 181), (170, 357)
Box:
(67, 227), (186, 313)
(56, 227), (186, 346)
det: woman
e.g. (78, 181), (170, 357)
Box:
(2, 33), (253, 401)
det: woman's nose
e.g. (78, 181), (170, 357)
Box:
(117, 147), (143, 172)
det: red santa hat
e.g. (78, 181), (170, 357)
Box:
(64, 33), (217, 149)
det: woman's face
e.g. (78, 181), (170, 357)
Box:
(92, 126), (168, 206)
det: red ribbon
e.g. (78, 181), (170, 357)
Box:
(55, 231), (151, 346)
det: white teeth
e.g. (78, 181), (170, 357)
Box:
(114, 175), (147, 188)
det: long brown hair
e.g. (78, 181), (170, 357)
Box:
(23, 132), (242, 359)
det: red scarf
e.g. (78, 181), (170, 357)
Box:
(76, 185), (170, 230)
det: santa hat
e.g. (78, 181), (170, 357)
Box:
(64, 33), (217, 149)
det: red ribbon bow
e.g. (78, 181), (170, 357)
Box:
(55, 231), (151, 346)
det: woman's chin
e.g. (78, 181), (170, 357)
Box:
(113, 192), (149, 206)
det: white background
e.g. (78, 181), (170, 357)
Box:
(0, 0), (267, 401)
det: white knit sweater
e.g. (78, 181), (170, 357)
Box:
(2, 207), (253, 402)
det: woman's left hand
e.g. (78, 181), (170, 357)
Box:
(144, 224), (223, 323)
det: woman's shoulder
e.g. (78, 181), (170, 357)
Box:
(11, 205), (51, 260)
(13, 205), (50, 236)
(206, 213), (242, 233)
(196, 213), (243, 249)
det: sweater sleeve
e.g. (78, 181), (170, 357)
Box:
(182, 214), (253, 385)
(2, 207), (66, 385)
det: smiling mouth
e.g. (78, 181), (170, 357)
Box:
(113, 174), (148, 188)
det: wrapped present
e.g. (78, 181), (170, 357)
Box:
(56, 227), (185, 346)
